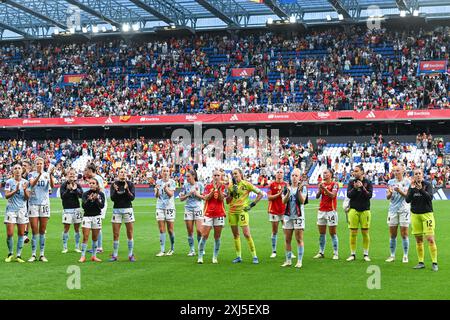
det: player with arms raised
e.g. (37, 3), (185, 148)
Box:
(155, 166), (177, 256)
(4, 164), (30, 263)
(60, 168), (84, 253)
(314, 169), (339, 260)
(27, 157), (55, 262)
(385, 165), (411, 263)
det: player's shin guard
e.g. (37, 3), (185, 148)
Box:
(128, 239), (134, 257)
(362, 231), (370, 255)
(271, 234), (277, 253)
(169, 233), (175, 251)
(429, 241), (437, 264)
(31, 234), (37, 256)
(416, 242), (424, 263)
(75, 232), (81, 249)
(214, 239), (221, 258)
(63, 232), (69, 250)
(81, 243), (87, 257)
(198, 238), (207, 258)
(160, 233), (166, 253)
(188, 236), (194, 252)
(97, 231), (103, 249)
(92, 240), (98, 257)
(197, 235), (201, 244)
(349, 231), (357, 255)
(17, 236), (24, 257)
(39, 234), (46, 256)
(7, 236), (13, 254)
(297, 245), (304, 262)
(234, 237), (242, 258)
(319, 234), (326, 254)
(113, 241), (119, 257)
(285, 251), (292, 262)
(246, 237), (257, 258)
(402, 237), (409, 256)
(331, 234), (338, 254)
(389, 236), (397, 257)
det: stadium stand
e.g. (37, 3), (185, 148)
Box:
(0, 26), (448, 118)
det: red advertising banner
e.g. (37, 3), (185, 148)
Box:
(1, 110), (450, 128)
(231, 68), (255, 78)
(417, 60), (448, 74)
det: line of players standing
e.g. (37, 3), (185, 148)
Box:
(3, 159), (438, 271)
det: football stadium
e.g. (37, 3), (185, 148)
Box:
(0, 0), (449, 303)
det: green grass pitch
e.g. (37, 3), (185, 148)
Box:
(0, 198), (449, 300)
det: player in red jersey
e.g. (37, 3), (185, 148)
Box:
(197, 170), (226, 264)
(314, 169), (339, 260)
(267, 168), (288, 258)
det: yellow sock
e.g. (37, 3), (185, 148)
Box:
(350, 231), (357, 254)
(362, 231), (370, 253)
(234, 237), (241, 257)
(246, 236), (257, 258)
(416, 242), (424, 263)
(429, 242), (438, 263)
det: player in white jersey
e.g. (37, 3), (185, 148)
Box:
(155, 166), (177, 256)
(281, 168), (307, 268)
(385, 165), (411, 263)
(179, 169), (204, 256)
(84, 164), (107, 253)
(27, 157), (55, 262)
(4, 164), (30, 263)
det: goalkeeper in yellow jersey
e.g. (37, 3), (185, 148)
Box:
(226, 168), (263, 264)
(406, 169), (438, 272)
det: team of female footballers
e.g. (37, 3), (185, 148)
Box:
(3, 160), (438, 271)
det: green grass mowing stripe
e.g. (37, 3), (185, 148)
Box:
(0, 198), (449, 299)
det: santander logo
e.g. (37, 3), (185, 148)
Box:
(268, 114), (290, 120)
(22, 119), (41, 124)
(407, 111), (430, 117)
(230, 114), (239, 121)
(64, 118), (75, 124)
(140, 117), (160, 122)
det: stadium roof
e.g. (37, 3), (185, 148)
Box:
(0, 0), (449, 40)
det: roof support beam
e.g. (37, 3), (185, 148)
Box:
(327, 0), (359, 19)
(129, 0), (196, 27)
(195, 0), (249, 27)
(395, 0), (419, 13)
(3, 0), (68, 29)
(64, 0), (120, 26)
(263, 0), (290, 19)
